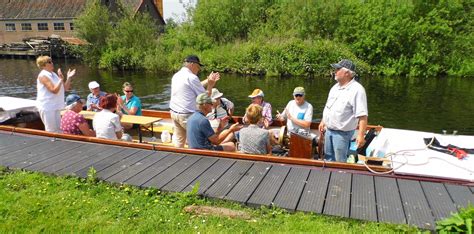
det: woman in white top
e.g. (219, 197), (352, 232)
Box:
(36, 56), (76, 132)
(93, 94), (125, 140)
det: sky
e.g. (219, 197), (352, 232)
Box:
(162, 0), (195, 23)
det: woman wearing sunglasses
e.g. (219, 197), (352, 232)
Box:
(117, 82), (142, 129)
(276, 87), (313, 134)
(36, 56), (76, 133)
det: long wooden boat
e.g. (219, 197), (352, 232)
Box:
(0, 107), (390, 172)
(2, 103), (473, 184)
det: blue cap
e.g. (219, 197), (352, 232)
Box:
(65, 94), (84, 106)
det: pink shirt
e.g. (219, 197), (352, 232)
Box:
(61, 110), (86, 135)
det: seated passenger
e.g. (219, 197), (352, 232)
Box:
(207, 88), (234, 130)
(93, 94), (127, 140)
(117, 82), (142, 130)
(86, 81), (106, 111)
(187, 93), (242, 151)
(277, 87), (313, 134)
(61, 94), (95, 136)
(244, 89), (272, 128)
(239, 104), (272, 155)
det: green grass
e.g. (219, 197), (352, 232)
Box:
(0, 168), (418, 232)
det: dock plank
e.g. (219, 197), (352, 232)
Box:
(445, 184), (474, 210)
(204, 161), (253, 199)
(272, 167), (310, 211)
(24, 144), (102, 171)
(55, 146), (124, 176)
(323, 172), (352, 217)
(0, 136), (46, 156)
(142, 155), (200, 189)
(421, 182), (457, 221)
(125, 153), (184, 187)
(39, 144), (115, 174)
(225, 163), (271, 204)
(74, 148), (140, 178)
(246, 165), (290, 208)
(161, 157), (218, 192)
(97, 150), (156, 180)
(374, 177), (406, 225)
(107, 152), (167, 184)
(3, 140), (82, 167)
(182, 159), (235, 194)
(398, 179), (435, 229)
(350, 174), (377, 221)
(296, 169), (331, 213)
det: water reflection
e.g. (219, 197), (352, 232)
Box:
(1, 58), (473, 134)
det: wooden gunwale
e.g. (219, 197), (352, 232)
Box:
(0, 125), (389, 172)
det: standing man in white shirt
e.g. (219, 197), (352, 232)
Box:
(319, 59), (368, 162)
(169, 55), (220, 147)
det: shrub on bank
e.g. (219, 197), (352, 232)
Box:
(74, 0), (473, 77)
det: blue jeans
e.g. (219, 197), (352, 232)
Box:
(324, 129), (354, 162)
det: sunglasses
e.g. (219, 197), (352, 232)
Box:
(124, 90), (133, 93)
(294, 94), (304, 97)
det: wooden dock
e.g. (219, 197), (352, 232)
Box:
(0, 131), (473, 230)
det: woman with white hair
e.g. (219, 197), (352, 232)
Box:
(60, 94), (95, 136)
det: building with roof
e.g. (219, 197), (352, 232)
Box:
(0, 0), (164, 44)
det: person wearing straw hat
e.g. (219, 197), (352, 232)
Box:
(86, 81), (106, 112)
(319, 59), (368, 162)
(207, 88), (234, 131)
(245, 88), (272, 129)
(187, 93), (242, 151)
(276, 86), (313, 134)
(169, 55), (221, 148)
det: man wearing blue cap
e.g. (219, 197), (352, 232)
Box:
(319, 59), (368, 162)
(169, 55), (221, 148)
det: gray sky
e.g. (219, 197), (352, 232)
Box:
(162, 0), (195, 23)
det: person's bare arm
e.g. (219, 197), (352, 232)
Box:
(38, 75), (63, 94)
(78, 122), (96, 137)
(356, 116), (368, 148)
(208, 123), (242, 145)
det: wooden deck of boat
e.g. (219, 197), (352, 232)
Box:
(1, 131), (473, 230)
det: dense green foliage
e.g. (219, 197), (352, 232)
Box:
(75, 0), (473, 77)
(0, 169), (416, 232)
(436, 205), (474, 233)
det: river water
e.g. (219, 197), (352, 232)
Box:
(1, 59), (473, 134)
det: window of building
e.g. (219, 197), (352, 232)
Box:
(21, 23), (32, 31)
(38, 23), (48, 31)
(53, 22), (65, 31)
(5, 23), (16, 31)
(69, 22), (74, 31)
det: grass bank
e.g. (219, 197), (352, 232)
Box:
(0, 168), (416, 232)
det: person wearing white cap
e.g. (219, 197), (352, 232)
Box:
(319, 59), (368, 163)
(277, 87), (313, 134)
(245, 88), (272, 128)
(86, 81), (106, 112)
(207, 88), (234, 130)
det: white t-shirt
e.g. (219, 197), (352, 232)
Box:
(169, 67), (206, 113)
(323, 79), (368, 131)
(93, 109), (123, 140)
(281, 100), (313, 132)
(36, 69), (64, 111)
(207, 98), (234, 130)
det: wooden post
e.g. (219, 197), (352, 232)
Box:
(289, 132), (313, 159)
